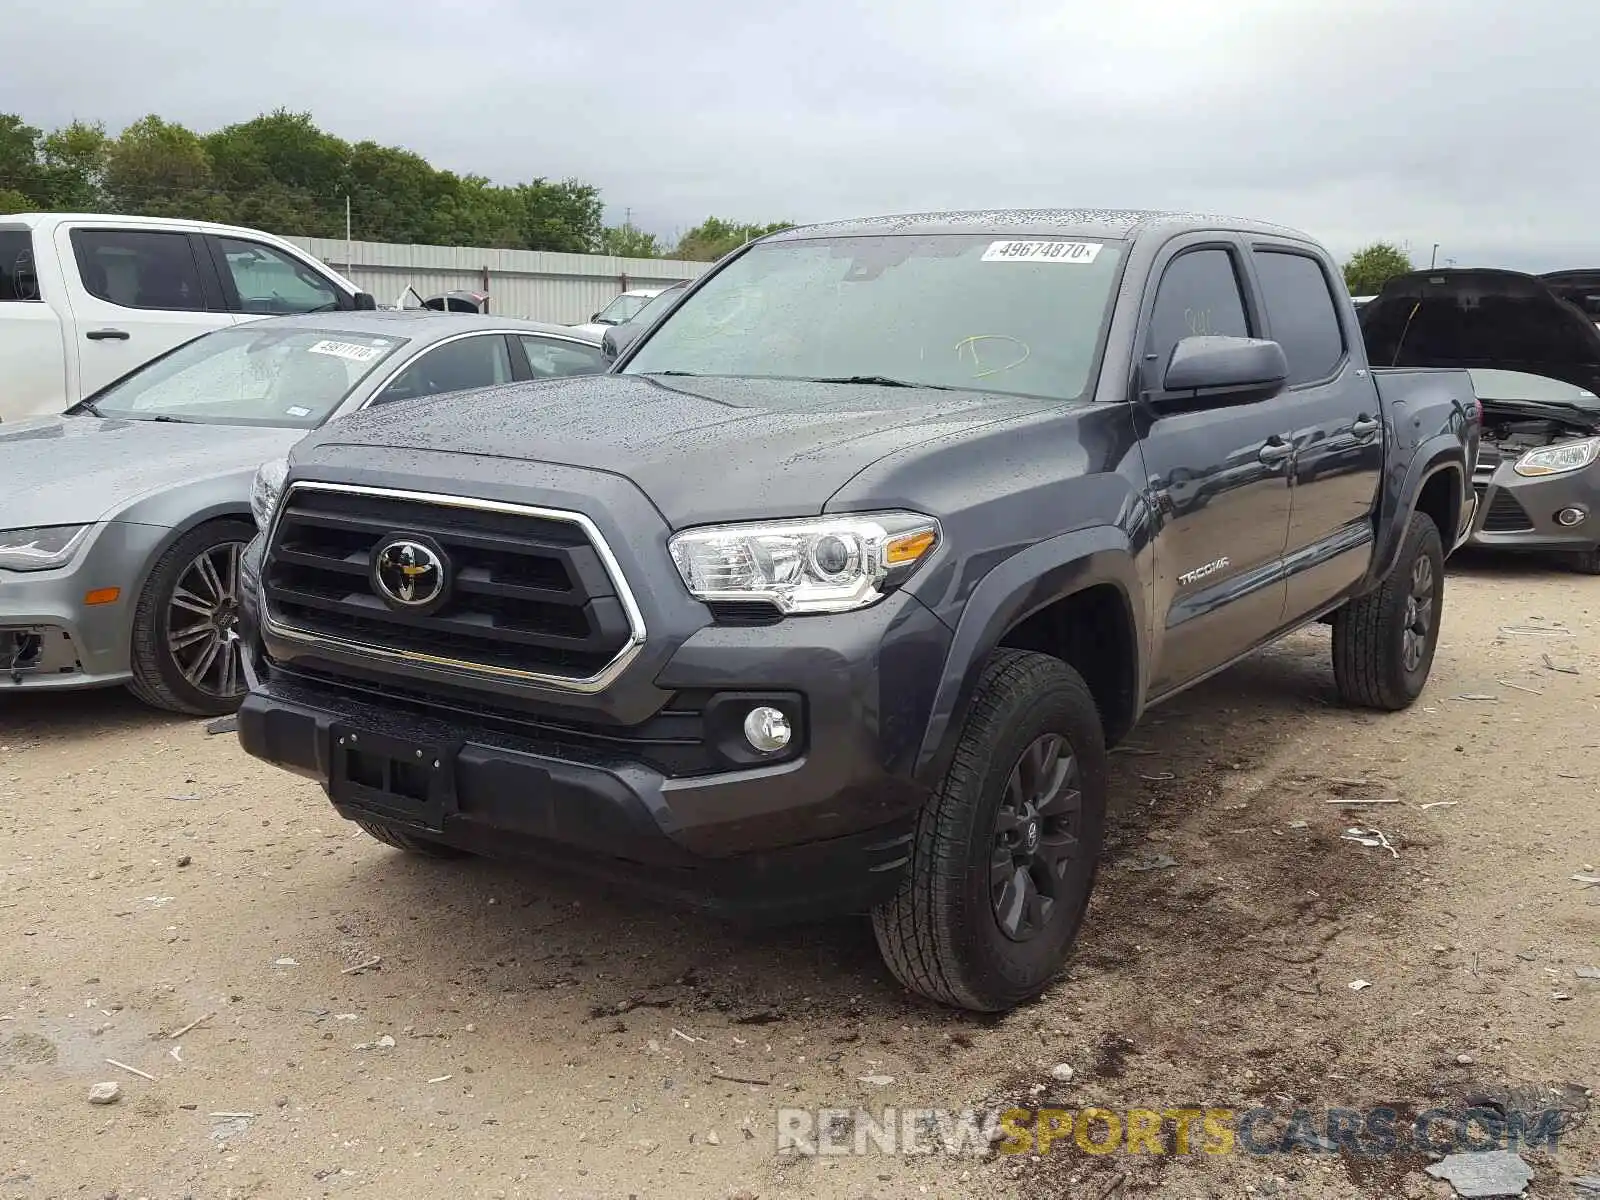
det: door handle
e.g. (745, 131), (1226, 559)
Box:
(1352, 415), (1380, 438)
(1258, 438), (1294, 464)
(86, 329), (130, 341)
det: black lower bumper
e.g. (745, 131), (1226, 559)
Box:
(237, 676), (923, 923)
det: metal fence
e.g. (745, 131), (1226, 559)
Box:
(284, 236), (712, 325)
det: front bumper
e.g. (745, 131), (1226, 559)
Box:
(237, 586), (952, 922)
(1469, 460), (1600, 552)
(0, 522), (166, 691)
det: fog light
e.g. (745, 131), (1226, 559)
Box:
(742, 706), (792, 753)
(1556, 506), (1587, 527)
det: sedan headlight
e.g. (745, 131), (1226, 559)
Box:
(250, 457), (289, 530)
(1514, 437), (1600, 477)
(0, 525), (91, 572)
(668, 512), (940, 615)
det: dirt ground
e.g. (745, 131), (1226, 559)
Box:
(2, 554), (1596, 1200)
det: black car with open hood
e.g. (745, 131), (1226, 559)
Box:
(1361, 268), (1600, 571)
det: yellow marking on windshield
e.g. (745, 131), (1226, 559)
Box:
(956, 335), (1030, 379)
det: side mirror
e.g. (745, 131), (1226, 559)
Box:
(589, 312), (603, 323)
(1163, 336), (1288, 396)
(604, 324), (642, 364)
(353, 291), (378, 311)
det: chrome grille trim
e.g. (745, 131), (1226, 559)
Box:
(260, 482), (646, 694)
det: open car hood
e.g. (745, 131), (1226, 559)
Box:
(1360, 268), (1600, 398)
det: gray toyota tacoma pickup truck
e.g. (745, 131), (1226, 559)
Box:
(236, 210), (1477, 1012)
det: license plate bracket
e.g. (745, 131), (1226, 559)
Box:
(329, 725), (456, 832)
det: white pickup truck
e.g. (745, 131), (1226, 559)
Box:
(0, 213), (374, 423)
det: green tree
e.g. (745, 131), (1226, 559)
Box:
(4, 108), (616, 255)
(0, 187), (31, 214)
(1343, 242), (1412, 296)
(600, 224), (661, 258)
(104, 115), (230, 220)
(37, 121), (109, 208)
(515, 179), (604, 253)
(674, 217), (794, 262)
(0, 114), (44, 204)
(206, 109), (346, 236)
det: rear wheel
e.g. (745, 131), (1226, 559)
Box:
(128, 520), (255, 716)
(1331, 511), (1444, 710)
(871, 650), (1108, 1012)
(355, 818), (469, 859)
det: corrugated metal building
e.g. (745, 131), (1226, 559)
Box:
(284, 236), (712, 325)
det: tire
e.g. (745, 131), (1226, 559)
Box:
(355, 818), (469, 859)
(871, 649), (1108, 1012)
(1565, 546), (1600, 575)
(1331, 511), (1445, 711)
(127, 519), (257, 717)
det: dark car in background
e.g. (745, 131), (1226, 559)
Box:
(1361, 268), (1600, 572)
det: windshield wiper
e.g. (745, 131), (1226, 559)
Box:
(139, 414), (196, 424)
(804, 375), (958, 390)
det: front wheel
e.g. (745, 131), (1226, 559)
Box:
(127, 520), (257, 716)
(871, 649), (1108, 1012)
(1331, 511), (1445, 710)
(1565, 546), (1600, 575)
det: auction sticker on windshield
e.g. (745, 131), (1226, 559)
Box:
(982, 240), (1102, 264)
(307, 339), (383, 362)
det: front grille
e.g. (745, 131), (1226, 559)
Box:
(263, 484), (641, 687)
(1480, 488), (1534, 532)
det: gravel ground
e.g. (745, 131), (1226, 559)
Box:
(1, 555), (1596, 1199)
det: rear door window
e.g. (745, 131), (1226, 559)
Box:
(71, 229), (208, 311)
(373, 334), (514, 404)
(518, 335), (606, 378)
(1145, 248), (1251, 383)
(1252, 250), (1345, 385)
(212, 237), (341, 314)
(0, 230), (40, 301)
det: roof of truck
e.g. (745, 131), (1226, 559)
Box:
(764, 209), (1314, 244)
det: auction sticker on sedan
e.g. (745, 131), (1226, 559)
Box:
(308, 339), (384, 362)
(982, 240), (1102, 263)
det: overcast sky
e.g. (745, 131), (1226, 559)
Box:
(4, 0), (1592, 269)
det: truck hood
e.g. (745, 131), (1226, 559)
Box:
(300, 374), (1051, 527)
(0, 414), (300, 528)
(1360, 268), (1600, 407)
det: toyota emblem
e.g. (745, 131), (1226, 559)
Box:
(372, 537), (450, 611)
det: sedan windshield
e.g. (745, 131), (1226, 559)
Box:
(595, 293), (654, 325)
(85, 326), (407, 428)
(622, 234), (1125, 401)
(624, 283), (687, 328)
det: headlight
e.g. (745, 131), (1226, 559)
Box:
(250, 457), (289, 530)
(1514, 437), (1600, 477)
(0, 525), (91, 572)
(668, 512), (940, 615)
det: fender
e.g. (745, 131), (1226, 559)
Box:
(911, 524), (1146, 788)
(1361, 437), (1467, 591)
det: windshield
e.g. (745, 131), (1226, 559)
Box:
(622, 234), (1125, 401)
(86, 326), (406, 427)
(595, 292), (654, 324)
(624, 284), (686, 328)
(1468, 368), (1600, 409)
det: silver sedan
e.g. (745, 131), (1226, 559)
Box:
(0, 310), (605, 715)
